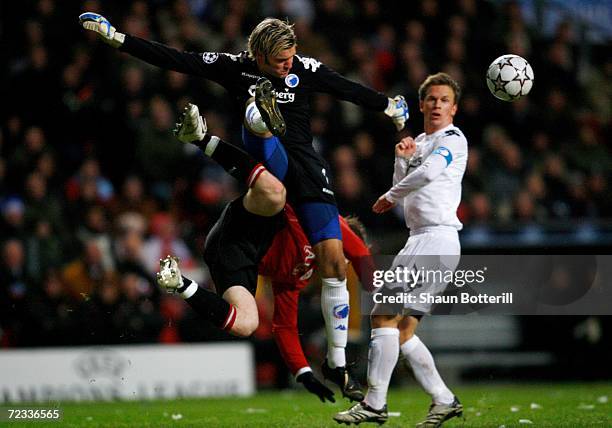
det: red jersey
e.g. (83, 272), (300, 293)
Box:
(259, 205), (315, 290)
(259, 205), (373, 376)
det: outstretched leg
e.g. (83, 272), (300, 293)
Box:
(176, 103), (286, 217)
(160, 104), (288, 337)
(157, 256), (255, 336)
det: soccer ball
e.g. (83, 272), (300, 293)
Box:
(486, 54), (534, 102)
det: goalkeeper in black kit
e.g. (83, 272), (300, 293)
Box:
(79, 12), (409, 401)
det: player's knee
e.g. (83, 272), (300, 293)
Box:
(231, 317), (259, 337)
(265, 180), (286, 212)
(400, 329), (414, 344)
(370, 315), (384, 328)
(398, 315), (419, 342)
(250, 172), (285, 215)
(371, 314), (400, 329)
(318, 255), (346, 280)
(332, 258), (346, 278)
(313, 238), (345, 278)
(223, 286), (259, 337)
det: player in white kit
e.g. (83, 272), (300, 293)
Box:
(334, 73), (466, 427)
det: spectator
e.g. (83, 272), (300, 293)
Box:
(1, 197), (27, 240)
(0, 239), (32, 346)
(65, 157), (115, 204)
(76, 205), (115, 271)
(114, 272), (164, 343)
(24, 219), (62, 285)
(135, 96), (188, 200)
(7, 126), (49, 189)
(23, 171), (66, 242)
(23, 270), (77, 346)
(77, 279), (123, 345)
(142, 212), (195, 275)
(542, 154), (572, 219)
(109, 174), (158, 221)
(61, 238), (115, 301)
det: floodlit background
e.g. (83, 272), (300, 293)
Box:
(1, 0), (611, 400)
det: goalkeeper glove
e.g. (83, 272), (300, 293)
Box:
(384, 95), (409, 131)
(79, 12), (125, 48)
(296, 371), (336, 403)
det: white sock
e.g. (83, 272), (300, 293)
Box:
(245, 101), (269, 134)
(401, 335), (454, 405)
(364, 328), (399, 410)
(321, 277), (349, 368)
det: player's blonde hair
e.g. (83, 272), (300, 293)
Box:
(247, 18), (297, 60)
(418, 72), (461, 103)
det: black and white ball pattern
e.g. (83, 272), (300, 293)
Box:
(486, 54), (534, 102)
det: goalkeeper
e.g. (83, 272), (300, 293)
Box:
(80, 12), (406, 400)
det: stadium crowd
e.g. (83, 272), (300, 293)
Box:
(1, 0), (610, 380)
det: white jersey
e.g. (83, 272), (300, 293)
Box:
(384, 123), (468, 232)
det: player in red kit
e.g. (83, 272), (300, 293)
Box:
(260, 205), (373, 402)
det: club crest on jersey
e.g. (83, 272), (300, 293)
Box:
(333, 304), (349, 319)
(202, 52), (219, 64)
(285, 74), (299, 88)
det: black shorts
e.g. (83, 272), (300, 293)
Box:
(283, 143), (336, 206)
(203, 197), (285, 296)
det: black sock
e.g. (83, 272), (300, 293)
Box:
(194, 135), (261, 186)
(180, 277), (235, 330)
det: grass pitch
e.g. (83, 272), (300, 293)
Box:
(6, 383), (610, 427)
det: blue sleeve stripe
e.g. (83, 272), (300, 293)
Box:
(433, 146), (453, 166)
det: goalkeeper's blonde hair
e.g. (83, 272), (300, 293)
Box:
(247, 18), (296, 60)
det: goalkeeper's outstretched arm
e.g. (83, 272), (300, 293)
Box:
(79, 12), (222, 78)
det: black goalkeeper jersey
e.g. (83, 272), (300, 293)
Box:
(120, 35), (388, 146)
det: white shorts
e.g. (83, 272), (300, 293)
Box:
(374, 226), (460, 315)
